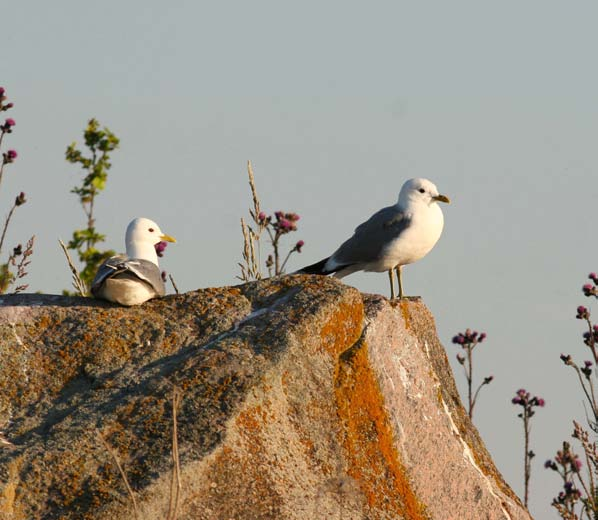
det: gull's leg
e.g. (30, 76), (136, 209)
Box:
(388, 269), (395, 299)
(395, 265), (404, 299)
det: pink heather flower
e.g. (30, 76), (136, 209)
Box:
(15, 192), (26, 206)
(452, 334), (465, 345)
(577, 305), (589, 319)
(4, 118), (15, 127)
(3, 150), (17, 163)
(274, 211), (283, 219)
(590, 272), (597, 281)
(279, 219), (291, 230)
(4, 103), (13, 109)
(161, 271), (167, 283)
(0, 87), (4, 96)
(154, 241), (168, 257)
(479, 332), (487, 342)
(258, 211), (266, 222)
(295, 240), (304, 252)
(536, 398), (545, 407)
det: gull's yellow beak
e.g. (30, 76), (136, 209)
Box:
(160, 234), (177, 243)
(433, 194), (450, 204)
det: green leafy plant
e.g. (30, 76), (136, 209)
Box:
(65, 118), (119, 293)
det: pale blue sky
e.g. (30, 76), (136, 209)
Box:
(4, 2), (598, 517)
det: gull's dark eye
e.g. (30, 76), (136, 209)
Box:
(418, 188), (425, 193)
(148, 228), (155, 232)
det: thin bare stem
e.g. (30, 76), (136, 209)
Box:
(58, 239), (88, 296)
(467, 346), (473, 417)
(523, 413), (531, 507)
(586, 318), (598, 364)
(279, 247), (296, 274)
(573, 365), (597, 423)
(97, 430), (140, 520)
(471, 381), (487, 418)
(168, 274), (180, 295)
(0, 162), (6, 192)
(0, 201), (17, 255)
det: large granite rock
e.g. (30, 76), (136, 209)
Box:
(0, 276), (531, 519)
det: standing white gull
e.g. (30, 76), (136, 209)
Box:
(297, 178), (450, 299)
(91, 217), (176, 306)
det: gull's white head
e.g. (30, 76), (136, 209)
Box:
(398, 178), (451, 208)
(125, 217), (176, 264)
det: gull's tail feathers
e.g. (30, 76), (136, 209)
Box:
(295, 257), (331, 275)
(295, 257), (354, 278)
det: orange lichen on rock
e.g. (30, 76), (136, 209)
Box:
(335, 340), (429, 520)
(319, 300), (364, 357)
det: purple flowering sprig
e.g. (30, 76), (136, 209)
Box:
(155, 241), (168, 258)
(512, 388), (545, 507)
(238, 162), (305, 281)
(0, 88), (33, 295)
(546, 422), (598, 518)
(452, 329), (492, 419)
(582, 273), (598, 299)
(258, 211), (304, 276)
(545, 441), (583, 517)
(0, 88), (17, 191)
(154, 242), (179, 295)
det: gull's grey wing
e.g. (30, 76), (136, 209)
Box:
(331, 205), (411, 265)
(91, 255), (128, 292)
(91, 256), (165, 296)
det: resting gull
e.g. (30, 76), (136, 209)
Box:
(298, 178), (450, 299)
(91, 217), (176, 306)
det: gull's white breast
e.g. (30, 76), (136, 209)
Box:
(97, 278), (157, 306)
(379, 203), (444, 270)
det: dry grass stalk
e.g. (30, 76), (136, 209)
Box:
(58, 238), (87, 296)
(167, 386), (183, 520)
(97, 430), (140, 520)
(238, 217), (261, 282)
(11, 235), (35, 294)
(237, 160), (266, 281)
(247, 160), (261, 223)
